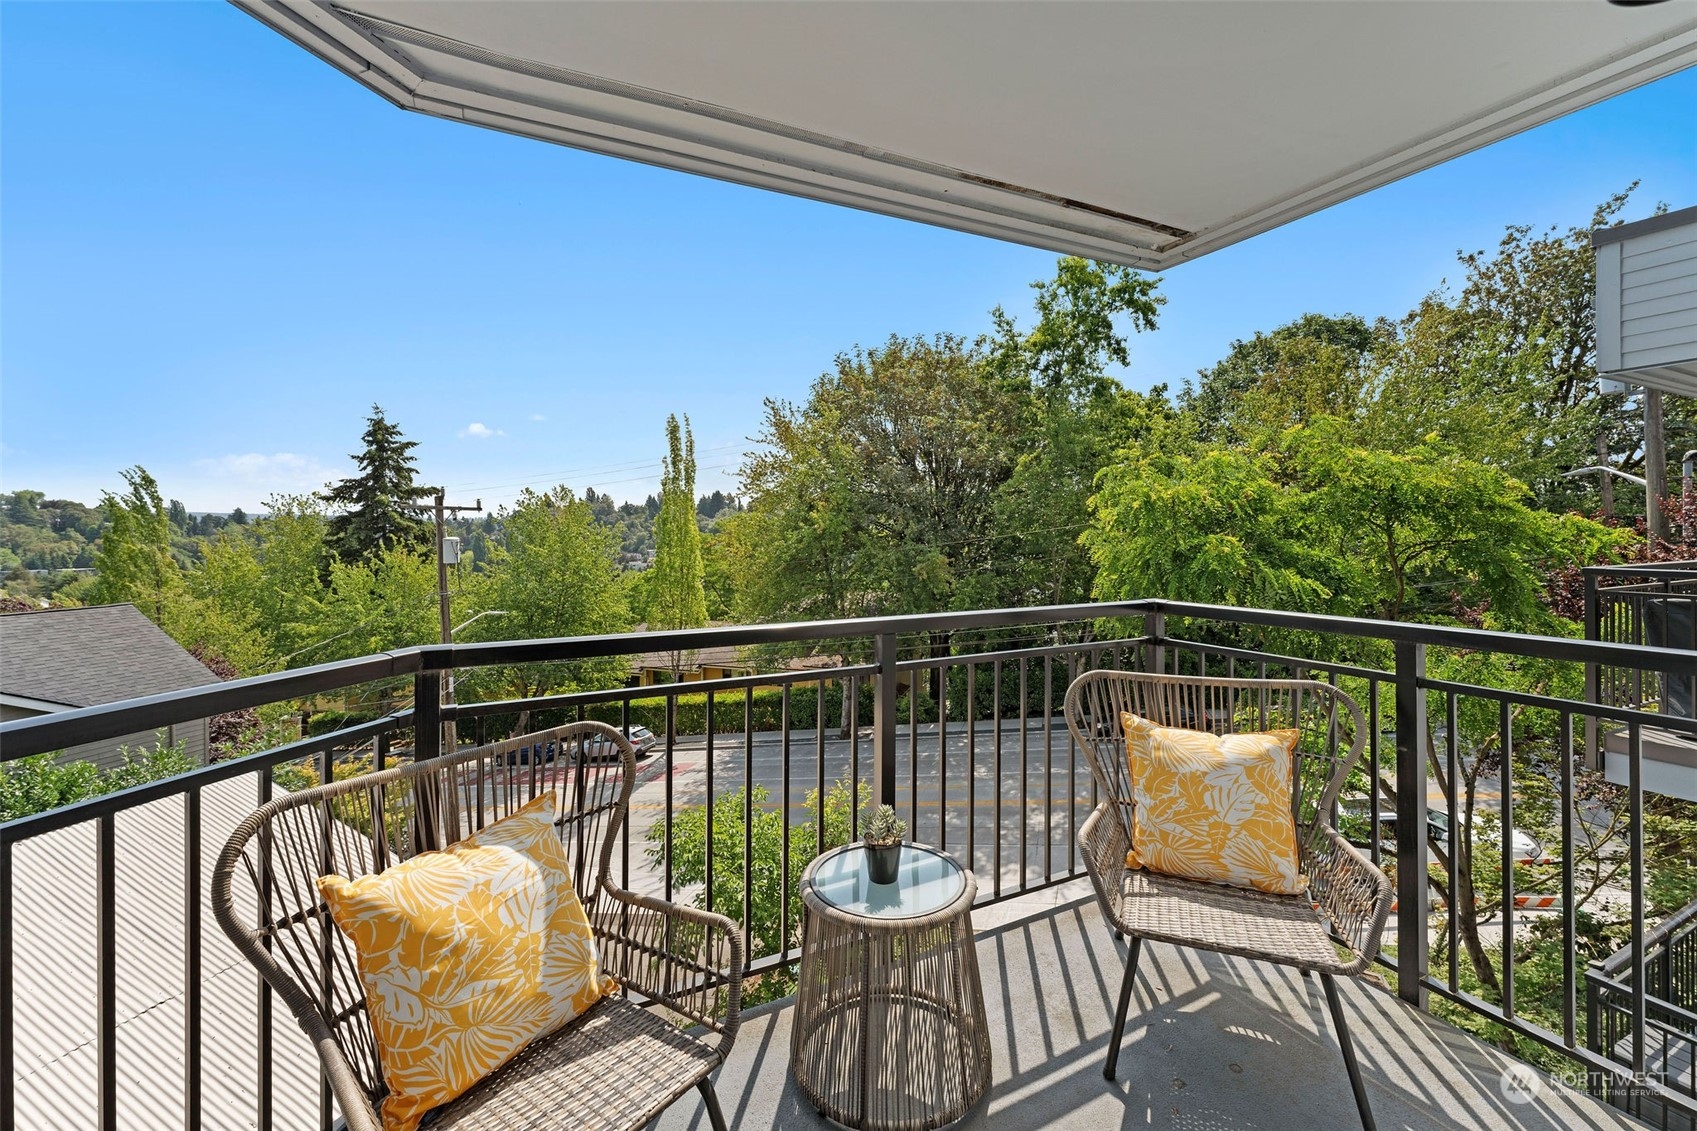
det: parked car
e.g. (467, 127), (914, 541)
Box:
(503, 738), (558, 766)
(503, 726), (657, 765)
(626, 724), (658, 757)
(1338, 798), (1545, 863)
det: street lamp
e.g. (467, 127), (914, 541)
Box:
(444, 610), (509, 752)
(452, 609), (510, 637)
(1562, 466), (1649, 488)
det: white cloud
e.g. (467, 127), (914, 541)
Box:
(459, 422), (504, 439)
(193, 452), (334, 494)
(163, 453), (338, 510)
(529, 413), (546, 422)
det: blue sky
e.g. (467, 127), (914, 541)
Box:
(2, 3), (1693, 513)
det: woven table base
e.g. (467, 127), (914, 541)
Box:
(791, 848), (990, 1131)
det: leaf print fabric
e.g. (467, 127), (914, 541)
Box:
(319, 791), (612, 1131)
(1120, 713), (1308, 896)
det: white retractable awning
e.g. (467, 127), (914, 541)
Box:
(237, 1), (1697, 269)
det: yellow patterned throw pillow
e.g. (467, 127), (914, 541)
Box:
(1120, 712), (1307, 896)
(319, 792), (610, 1131)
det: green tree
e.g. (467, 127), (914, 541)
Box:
(1386, 188), (1693, 512)
(320, 405), (429, 565)
(457, 487), (629, 714)
(731, 258), (1166, 625)
(699, 531), (737, 621)
(983, 257), (1167, 607)
(647, 778), (862, 1005)
(724, 408), (866, 626)
(1283, 418), (1626, 627)
(184, 495), (331, 671)
(734, 334), (1021, 623)
(5, 490), (46, 527)
(1358, 297), (1549, 478)
(1086, 418), (1626, 632)
(1180, 313), (1379, 445)
(91, 466), (179, 621)
(315, 544), (442, 660)
(1085, 441), (1341, 617)
(646, 415), (709, 677)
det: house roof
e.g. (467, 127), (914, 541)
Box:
(627, 634), (843, 676)
(633, 643), (752, 673)
(0, 604), (219, 710)
(235, 1), (1697, 269)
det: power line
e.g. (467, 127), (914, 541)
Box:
(441, 441), (747, 496)
(446, 462), (744, 508)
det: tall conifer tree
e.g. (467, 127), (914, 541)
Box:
(647, 415), (708, 677)
(320, 405), (429, 564)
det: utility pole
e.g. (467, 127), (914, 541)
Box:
(1683, 450), (1697, 546)
(1645, 387), (1669, 548)
(1595, 430), (1615, 519)
(412, 489), (482, 750)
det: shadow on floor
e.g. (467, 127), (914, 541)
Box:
(653, 884), (1643, 1131)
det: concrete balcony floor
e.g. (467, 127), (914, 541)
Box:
(656, 880), (1641, 1131)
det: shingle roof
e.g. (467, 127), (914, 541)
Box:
(0, 604), (219, 709)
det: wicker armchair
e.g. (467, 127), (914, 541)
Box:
(212, 722), (743, 1131)
(1064, 671), (1393, 1131)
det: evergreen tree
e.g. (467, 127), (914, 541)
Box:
(319, 405), (429, 564)
(647, 415), (709, 675)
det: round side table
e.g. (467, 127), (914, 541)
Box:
(790, 843), (991, 1130)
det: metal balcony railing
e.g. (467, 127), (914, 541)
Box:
(1589, 896), (1697, 1129)
(1586, 560), (1697, 721)
(3, 599), (1695, 1130)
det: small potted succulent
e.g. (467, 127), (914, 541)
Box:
(862, 803), (907, 885)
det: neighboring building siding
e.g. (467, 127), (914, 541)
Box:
(1619, 223), (1697, 370)
(1595, 206), (1697, 396)
(63, 728), (179, 774)
(1, 709), (207, 772)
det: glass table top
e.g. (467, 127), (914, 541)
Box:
(808, 843), (967, 920)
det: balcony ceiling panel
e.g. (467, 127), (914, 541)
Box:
(238, 1), (1697, 268)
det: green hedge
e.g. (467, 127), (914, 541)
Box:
(457, 655), (1091, 745)
(581, 683), (876, 735)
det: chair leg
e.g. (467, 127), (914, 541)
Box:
(698, 1078), (728, 1131)
(1320, 973), (1376, 1131)
(1104, 935), (1143, 1080)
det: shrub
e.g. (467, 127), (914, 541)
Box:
(647, 776), (865, 1006)
(0, 732), (193, 821)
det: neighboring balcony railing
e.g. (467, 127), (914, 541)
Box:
(1588, 896), (1697, 1126)
(2, 599), (1694, 1131)
(1586, 560), (1697, 719)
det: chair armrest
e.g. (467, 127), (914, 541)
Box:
(1304, 824), (1393, 975)
(593, 883), (745, 1058)
(1078, 802), (1129, 927)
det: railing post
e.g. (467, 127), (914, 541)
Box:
(1143, 608), (1166, 674)
(873, 632), (899, 813)
(1394, 641), (1429, 1008)
(414, 670), (442, 762)
(1583, 570), (1601, 770)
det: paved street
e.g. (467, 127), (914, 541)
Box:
(616, 719), (1096, 899)
(607, 719), (1606, 952)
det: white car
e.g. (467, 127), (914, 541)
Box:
(1427, 811), (1547, 865)
(1339, 798), (1546, 864)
